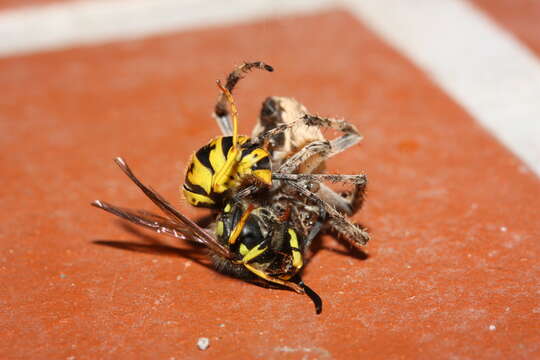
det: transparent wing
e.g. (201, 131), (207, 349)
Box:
(92, 200), (189, 240)
(92, 158), (232, 259)
(92, 200), (231, 259)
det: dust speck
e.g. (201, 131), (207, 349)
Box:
(197, 337), (210, 350)
(60, 273), (67, 279)
(500, 226), (507, 232)
(489, 324), (496, 331)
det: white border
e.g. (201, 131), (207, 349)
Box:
(346, 0), (540, 175)
(0, 0), (334, 56)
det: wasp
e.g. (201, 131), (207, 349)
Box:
(183, 62), (361, 209)
(93, 63), (370, 314)
(182, 62), (274, 208)
(93, 158), (323, 313)
(183, 62), (370, 247)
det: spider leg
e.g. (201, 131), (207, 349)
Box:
(317, 181), (367, 216)
(272, 173), (366, 186)
(213, 61), (273, 136)
(278, 140), (332, 174)
(272, 173), (367, 215)
(303, 205), (326, 251)
(302, 113), (363, 158)
(338, 180), (367, 215)
(277, 114), (362, 174)
(272, 113), (365, 216)
(285, 181), (370, 249)
(251, 122), (297, 146)
(230, 184), (260, 203)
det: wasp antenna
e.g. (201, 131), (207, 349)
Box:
(216, 80), (239, 148)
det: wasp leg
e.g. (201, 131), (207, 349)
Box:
(226, 204), (254, 245)
(237, 242), (304, 293)
(212, 81), (243, 193)
(211, 150), (240, 194)
(243, 264), (304, 293)
(286, 228), (303, 273)
(213, 61), (273, 136)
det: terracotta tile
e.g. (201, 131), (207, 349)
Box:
(1, 10), (539, 359)
(471, 0), (540, 56)
(0, 0), (73, 11)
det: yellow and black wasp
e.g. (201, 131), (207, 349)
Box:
(93, 62), (370, 314)
(182, 62), (274, 208)
(93, 157), (323, 313)
(185, 62), (370, 248)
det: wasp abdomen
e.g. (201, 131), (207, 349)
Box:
(183, 135), (272, 207)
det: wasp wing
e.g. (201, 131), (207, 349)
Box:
(93, 157), (233, 259)
(92, 200), (232, 259)
(92, 200), (187, 241)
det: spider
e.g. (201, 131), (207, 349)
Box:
(212, 62), (370, 250)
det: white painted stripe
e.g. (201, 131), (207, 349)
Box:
(345, 0), (540, 175)
(0, 0), (334, 57)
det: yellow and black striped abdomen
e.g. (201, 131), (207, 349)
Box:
(183, 135), (272, 208)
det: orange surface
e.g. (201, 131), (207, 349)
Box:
(0, 0), (73, 10)
(471, 0), (540, 56)
(1, 9), (539, 359)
